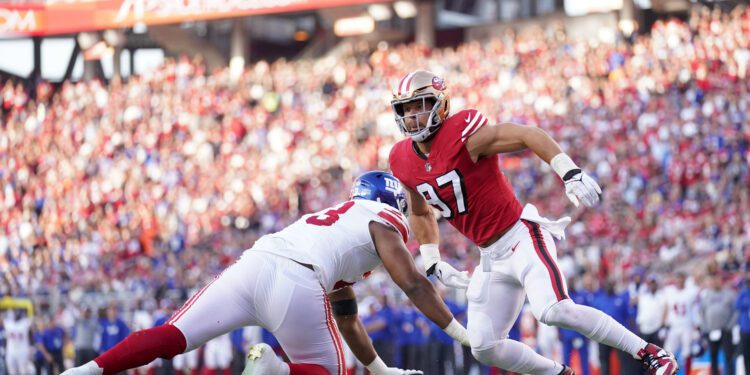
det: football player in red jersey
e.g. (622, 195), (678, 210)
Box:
(388, 70), (678, 375)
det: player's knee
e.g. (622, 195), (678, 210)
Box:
(539, 299), (581, 329)
(471, 345), (497, 365)
(471, 338), (513, 367)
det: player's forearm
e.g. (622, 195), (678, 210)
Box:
(408, 209), (440, 245)
(519, 125), (564, 164)
(334, 315), (378, 366)
(402, 275), (454, 328)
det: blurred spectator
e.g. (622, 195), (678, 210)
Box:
(99, 307), (129, 353)
(363, 296), (396, 366)
(71, 307), (100, 367)
(699, 275), (737, 375)
(735, 277), (750, 375)
(559, 276), (594, 375)
(664, 273), (700, 374)
(32, 317), (47, 375)
(203, 333), (232, 374)
(4, 310), (31, 375)
(636, 276), (667, 348)
(40, 316), (65, 374)
(427, 286), (465, 374)
(0, 318), (6, 375)
(593, 279), (639, 375)
(396, 299), (429, 371)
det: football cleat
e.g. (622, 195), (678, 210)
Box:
(242, 343), (288, 375)
(558, 364), (575, 375)
(637, 343), (679, 375)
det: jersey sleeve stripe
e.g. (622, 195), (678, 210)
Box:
(377, 211), (409, 243)
(460, 112), (483, 137)
(461, 113), (486, 143)
(466, 116), (488, 139)
(382, 207), (410, 234)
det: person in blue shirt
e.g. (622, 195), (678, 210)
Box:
(230, 328), (247, 374)
(396, 299), (429, 370)
(363, 296), (396, 367)
(99, 306), (130, 353)
(735, 277), (750, 375)
(42, 317), (65, 374)
(559, 276), (594, 375)
(428, 289), (466, 374)
(33, 318), (48, 375)
(593, 279), (638, 375)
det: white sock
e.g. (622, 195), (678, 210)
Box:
(542, 300), (648, 357)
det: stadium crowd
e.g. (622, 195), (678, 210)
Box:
(0, 3), (748, 374)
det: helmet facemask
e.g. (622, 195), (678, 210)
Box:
(392, 93), (444, 143)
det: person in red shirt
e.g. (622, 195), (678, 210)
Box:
(388, 70), (678, 375)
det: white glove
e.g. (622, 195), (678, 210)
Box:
(433, 261), (471, 289)
(420, 244), (470, 289)
(366, 356), (423, 374)
(550, 153), (601, 208)
(563, 170), (601, 207)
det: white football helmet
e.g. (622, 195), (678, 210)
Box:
(391, 70), (450, 142)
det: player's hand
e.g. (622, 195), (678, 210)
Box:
(433, 261), (470, 289)
(563, 170), (601, 207)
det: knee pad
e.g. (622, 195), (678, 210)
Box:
(539, 299), (581, 330)
(471, 345), (499, 365)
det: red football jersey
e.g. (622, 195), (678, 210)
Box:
(389, 109), (522, 246)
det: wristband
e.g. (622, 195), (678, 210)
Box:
(550, 153), (579, 180)
(366, 356), (388, 373)
(419, 243), (441, 275)
(442, 318), (469, 344)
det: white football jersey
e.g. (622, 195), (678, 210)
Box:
(664, 285), (699, 327)
(253, 199), (410, 293)
(3, 317), (31, 352)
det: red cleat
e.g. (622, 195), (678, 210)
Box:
(637, 343), (679, 375)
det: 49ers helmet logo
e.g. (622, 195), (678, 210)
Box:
(432, 76), (446, 91)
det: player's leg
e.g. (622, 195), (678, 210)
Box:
(466, 262), (566, 375)
(258, 258), (346, 375)
(62, 251), (268, 375)
(518, 220), (677, 374)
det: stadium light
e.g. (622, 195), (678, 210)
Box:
(333, 15), (375, 37)
(393, 1), (417, 18)
(368, 4), (392, 21)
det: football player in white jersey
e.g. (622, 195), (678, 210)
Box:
(663, 272), (700, 373)
(4, 309), (32, 375)
(62, 171), (469, 375)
